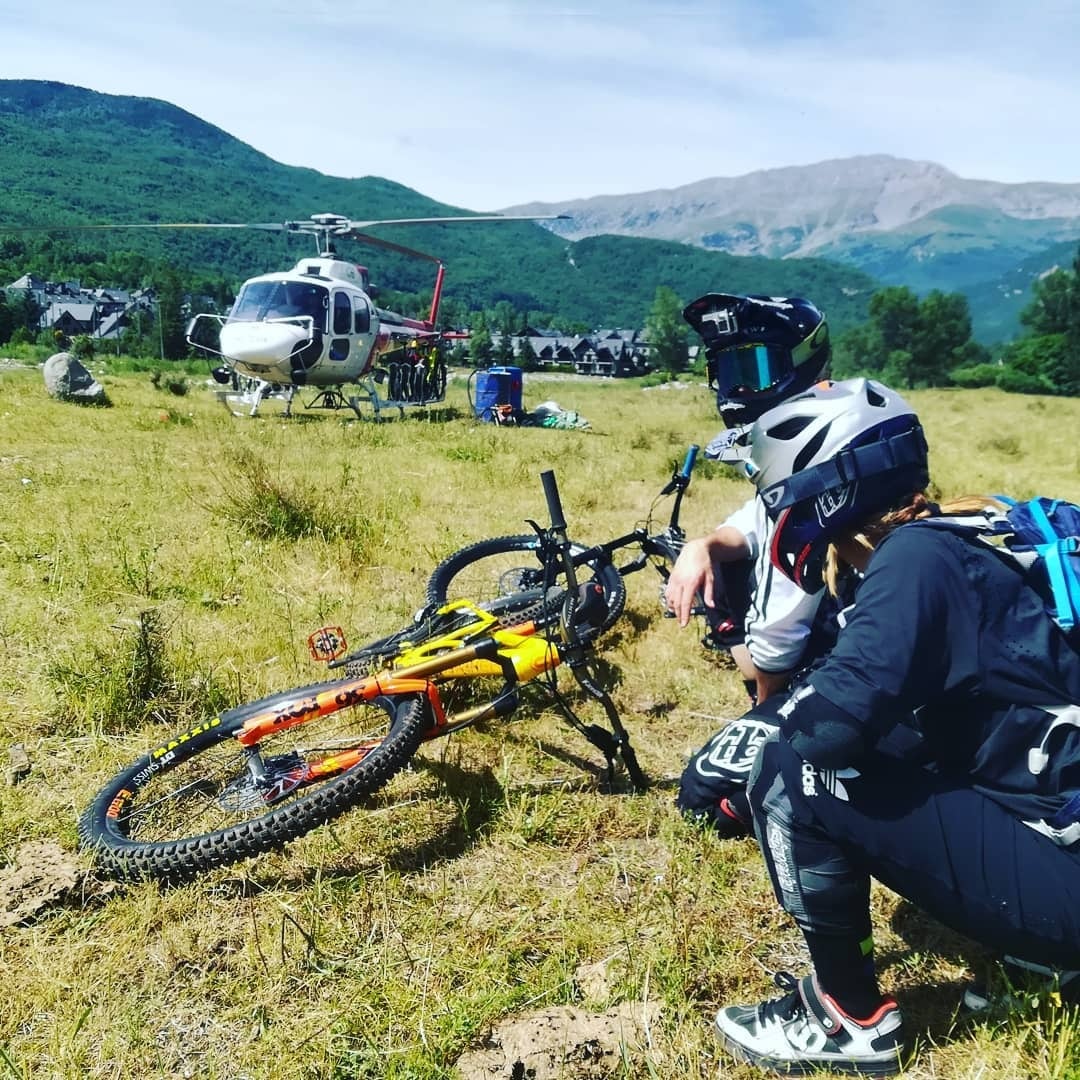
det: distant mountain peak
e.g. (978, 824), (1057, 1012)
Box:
(504, 155), (1080, 259)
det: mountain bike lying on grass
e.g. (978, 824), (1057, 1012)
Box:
(426, 445), (700, 624)
(79, 448), (699, 883)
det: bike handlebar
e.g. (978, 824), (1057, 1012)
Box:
(661, 443), (701, 498)
(541, 469), (568, 533)
(680, 443), (700, 480)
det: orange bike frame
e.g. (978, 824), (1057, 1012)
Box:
(238, 602), (562, 748)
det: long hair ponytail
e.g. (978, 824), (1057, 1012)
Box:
(823, 493), (1006, 596)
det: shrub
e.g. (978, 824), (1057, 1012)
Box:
(994, 367), (1054, 395)
(949, 363), (1001, 388)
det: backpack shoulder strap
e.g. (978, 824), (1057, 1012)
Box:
(1023, 499), (1080, 632)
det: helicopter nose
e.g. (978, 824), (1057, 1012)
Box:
(220, 321), (309, 370)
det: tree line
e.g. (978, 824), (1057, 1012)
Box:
(4, 239), (1079, 398)
(639, 247), (1080, 398)
(947, 246), (1080, 396)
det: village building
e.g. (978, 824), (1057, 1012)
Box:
(491, 326), (652, 377)
(3, 274), (157, 341)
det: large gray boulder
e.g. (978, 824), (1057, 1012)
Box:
(43, 352), (108, 405)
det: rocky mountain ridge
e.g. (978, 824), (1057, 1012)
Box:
(504, 155), (1080, 261)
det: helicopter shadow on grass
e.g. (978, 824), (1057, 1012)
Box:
(225, 395), (467, 425)
(400, 404), (467, 423)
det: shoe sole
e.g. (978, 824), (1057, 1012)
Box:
(715, 1024), (903, 1077)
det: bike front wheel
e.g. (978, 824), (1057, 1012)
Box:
(426, 534), (627, 633)
(79, 682), (429, 882)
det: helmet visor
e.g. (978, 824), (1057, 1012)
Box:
(709, 343), (794, 398)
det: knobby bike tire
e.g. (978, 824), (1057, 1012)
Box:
(426, 534), (627, 633)
(78, 682), (429, 883)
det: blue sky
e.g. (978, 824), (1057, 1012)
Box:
(3, 0), (1079, 211)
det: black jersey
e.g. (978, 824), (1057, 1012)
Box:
(779, 523), (1080, 830)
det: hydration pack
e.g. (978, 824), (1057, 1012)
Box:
(928, 496), (1080, 641)
(991, 497), (1080, 636)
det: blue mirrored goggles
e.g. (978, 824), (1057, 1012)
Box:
(708, 343), (794, 398)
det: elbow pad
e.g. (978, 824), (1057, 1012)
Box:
(778, 685), (867, 770)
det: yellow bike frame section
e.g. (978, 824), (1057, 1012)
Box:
(238, 601), (562, 748)
(393, 600), (560, 682)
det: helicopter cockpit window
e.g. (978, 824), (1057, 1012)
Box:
(228, 281), (328, 330)
(354, 298), (370, 334)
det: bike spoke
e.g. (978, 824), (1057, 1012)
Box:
(113, 702), (398, 841)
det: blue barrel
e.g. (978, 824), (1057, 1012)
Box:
(473, 365), (524, 421)
(491, 366), (523, 412)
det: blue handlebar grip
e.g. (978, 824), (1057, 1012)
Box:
(541, 470), (568, 531)
(681, 444), (700, 478)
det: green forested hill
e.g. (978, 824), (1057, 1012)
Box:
(0, 80), (878, 329)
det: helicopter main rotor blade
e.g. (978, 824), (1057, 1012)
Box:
(0, 221), (293, 233)
(343, 232), (443, 264)
(340, 214), (569, 230)
(0, 213), (569, 235)
(332, 213), (570, 262)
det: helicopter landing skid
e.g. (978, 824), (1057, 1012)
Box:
(215, 378), (289, 418)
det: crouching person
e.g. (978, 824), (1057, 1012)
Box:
(711, 379), (1080, 1076)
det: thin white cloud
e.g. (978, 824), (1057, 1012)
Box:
(1, 0), (1077, 210)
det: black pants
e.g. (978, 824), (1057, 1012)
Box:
(749, 735), (1080, 971)
(702, 557), (755, 649)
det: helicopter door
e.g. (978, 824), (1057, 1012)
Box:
(329, 291), (352, 361)
(291, 282), (327, 370)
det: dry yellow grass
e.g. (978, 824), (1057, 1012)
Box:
(1, 363), (1079, 1078)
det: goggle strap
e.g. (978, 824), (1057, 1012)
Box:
(760, 426), (926, 512)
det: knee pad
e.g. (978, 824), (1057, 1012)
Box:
(750, 737), (869, 935)
(677, 714), (779, 836)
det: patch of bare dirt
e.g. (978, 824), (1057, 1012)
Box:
(0, 840), (114, 927)
(455, 1001), (661, 1079)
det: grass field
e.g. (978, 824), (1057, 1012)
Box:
(2, 362), (1080, 1078)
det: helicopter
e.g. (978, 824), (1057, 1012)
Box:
(181, 211), (566, 419)
(6, 210), (564, 419)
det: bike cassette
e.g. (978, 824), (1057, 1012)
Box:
(217, 752), (308, 811)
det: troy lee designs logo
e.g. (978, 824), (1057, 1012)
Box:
(814, 481), (857, 524)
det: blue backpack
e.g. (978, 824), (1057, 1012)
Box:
(980, 496), (1080, 637)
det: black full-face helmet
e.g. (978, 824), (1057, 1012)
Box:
(741, 378), (929, 591)
(683, 293), (831, 427)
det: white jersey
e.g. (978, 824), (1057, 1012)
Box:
(722, 496), (823, 673)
